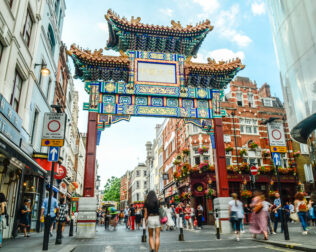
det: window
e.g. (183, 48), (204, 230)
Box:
(236, 92), (243, 106)
(11, 71), (23, 112)
(0, 42), (3, 63)
(22, 9), (33, 46)
(136, 181), (140, 189)
(248, 93), (254, 107)
(172, 140), (175, 152)
(144, 181), (147, 189)
(58, 10), (63, 28)
(143, 170), (147, 177)
(263, 98), (272, 107)
(226, 156), (231, 166)
(55, 0), (59, 16)
(47, 25), (56, 54)
(158, 153), (163, 167)
(280, 153), (288, 168)
(192, 125), (199, 133)
(194, 156), (200, 165)
(46, 78), (52, 98)
(136, 193), (139, 201)
(7, 0), (14, 8)
(31, 109), (39, 144)
(136, 170), (140, 177)
(239, 118), (258, 135)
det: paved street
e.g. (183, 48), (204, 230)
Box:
(3, 223), (314, 252)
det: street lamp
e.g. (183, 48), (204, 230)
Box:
(35, 63), (50, 76)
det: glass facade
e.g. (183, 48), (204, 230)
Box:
(267, 0), (316, 130)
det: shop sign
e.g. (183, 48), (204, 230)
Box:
(267, 122), (286, 147)
(0, 114), (21, 145)
(54, 164), (67, 180)
(270, 146), (287, 153)
(59, 181), (67, 195)
(0, 94), (22, 131)
(41, 113), (66, 147)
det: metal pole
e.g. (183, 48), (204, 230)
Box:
(55, 221), (62, 244)
(141, 216), (147, 242)
(42, 161), (55, 250)
(215, 209), (220, 239)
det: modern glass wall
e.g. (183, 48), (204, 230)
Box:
(267, 0), (316, 130)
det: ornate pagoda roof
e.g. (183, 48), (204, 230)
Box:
(105, 9), (213, 56)
(186, 58), (245, 73)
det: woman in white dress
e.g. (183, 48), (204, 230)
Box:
(165, 204), (175, 230)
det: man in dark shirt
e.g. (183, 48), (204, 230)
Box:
(129, 204), (136, 230)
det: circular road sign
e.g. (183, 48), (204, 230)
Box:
(250, 165), (258, 176)
(271, 129), (282, 140)
(48, 120), (61, 132)
(54, 164), (67, 180)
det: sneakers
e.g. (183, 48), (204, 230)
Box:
(236, 237), (240, 242)
(302, 231), (308, 235)
(272, 232), (276, 235)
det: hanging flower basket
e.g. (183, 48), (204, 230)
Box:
(182, 148), (190, 155)
(198, 146), (209, 154)
(249, 142), (258, 150)
(174, 195), (180, 202)
(176, 155), (182, 160)
(293, 150), (301, 158)
(262, 150), (270, 158)
(225, 146), (234, 152)
(209, 165), (215, 172)
(173, 159), (181, 165)
(241, 190), (252, 199)
(239, 149), (248, 157)
(269, 190), (278, 198)
(258, 166), (272, 174)
(199, 162), (209, 172)
(240, 162), (249, 172)
(227, 165), (239, 173)
(205, 188), (216, 198)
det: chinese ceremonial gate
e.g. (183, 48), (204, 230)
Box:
(68, 10), (244, 236)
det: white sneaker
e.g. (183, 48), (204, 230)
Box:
(236, 237), (240, 241)
(241, 230), (245, 234)
(302, 231), (308, 235)
(272, 232), (276, 235)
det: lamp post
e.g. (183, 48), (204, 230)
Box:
(34, 63), (51, 76)
(261, 117), (290, 240)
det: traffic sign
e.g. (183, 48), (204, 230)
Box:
(41, 139), (64, 147)
(42, 113), (66, 140)
(54, 164), (67, 180)
(250, 165), (258, 176)
(267, 122), (286, 147)
(270, 146), (287, 153)
(272, 152), (281, 167)
(48, 147), (60, 162)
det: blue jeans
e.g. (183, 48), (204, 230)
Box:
(298, 212), (307, 231)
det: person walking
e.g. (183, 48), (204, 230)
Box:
(197, 204), (203, 229)
(165, 204), (175, 230)
(308, 200), (316, 226)
(244, 204), (251, 225)
(273, 192), (283, 233)
(262, 199), (273, 234)
(124, 206), (129, 228)
(20, 199), (32, 237)
(144, 190), (161, 252)
(175, 203), (182, 229)
(228, 193), (244, 241)
(294, 192), (308, 235)
(171, 204), (176, 228)
(135, 206), (142, 230)
(41, 194), (59, 237)
(129, 204), (136, 231)
(184, 204), (193, 230)
(56, 197), (69, 235)
(0, 193), (7, 247)
(250, 191), (268, 240)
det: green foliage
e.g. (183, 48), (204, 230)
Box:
(103, 176), (121, 203)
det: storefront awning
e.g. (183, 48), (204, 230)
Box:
(0, 133), (47, 177)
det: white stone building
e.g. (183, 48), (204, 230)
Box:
(129, 163), (148, 202)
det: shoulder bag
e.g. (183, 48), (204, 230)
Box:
(159, 208), (168, 224)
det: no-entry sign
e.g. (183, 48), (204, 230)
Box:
(41, 113), (66, 146)
(250, 165), (258, 176)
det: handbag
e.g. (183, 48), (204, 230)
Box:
(290, 212), (299, 222)
(159, 208), (168, 224)
(254, 202), (263, 214)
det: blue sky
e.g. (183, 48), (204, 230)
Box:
(62, 0), (281, 187)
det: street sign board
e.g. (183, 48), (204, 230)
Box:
(41, 139), (64, 147)
(272, 152), (281, 167)
(42, 113), (66, 140)
(267, 122), (286, 147)
(250, 165), (258, 176)
(48, 146), (60, 162)
(54, 164), (67, 180)
(270, 146), (287, 153)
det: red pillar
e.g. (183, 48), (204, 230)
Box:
(214, 118), (229, 197)
(83, 112), (98, 197)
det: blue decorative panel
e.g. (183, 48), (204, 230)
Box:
(135, 97), (147, 105)
(151, 97), (163, 107)
(119, 96), (132, 104)
(182, 99), (194, 108)
(103, 95), (115, 103)
(167, 98), (178, 107)
(197, 100), (208, 109)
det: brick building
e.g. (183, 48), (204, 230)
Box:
(120, 171), (131, 209)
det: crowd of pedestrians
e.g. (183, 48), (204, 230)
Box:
(229, 191), (316, 241)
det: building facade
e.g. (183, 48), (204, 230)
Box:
(120, 171), (131, 209)
(129, 163), (147, 203)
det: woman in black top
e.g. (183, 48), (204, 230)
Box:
(144, 190), (161, 252)
(20, 199), (31, 237)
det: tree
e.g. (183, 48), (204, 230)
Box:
(103, 176), (121, 203)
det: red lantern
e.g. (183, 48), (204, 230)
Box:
(72, 181), (79, 189)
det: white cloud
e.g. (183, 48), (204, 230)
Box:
(251, 1), (266, 16)
(159, 8), (174, 17)
(97, 22), (108, 33)
(193, 49), (245, 63)
(214, 4), (252, 47)
(193, 0), (220, 14)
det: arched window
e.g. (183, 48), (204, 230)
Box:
(47, 24), (55, 54)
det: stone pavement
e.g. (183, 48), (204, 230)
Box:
(1, 223), (314, 252)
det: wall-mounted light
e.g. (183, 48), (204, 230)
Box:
(35, 63), (50, 76)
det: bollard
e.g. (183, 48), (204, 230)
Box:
(215, 209), (220, 240)
(55, 221), (63, 245)
(69, 218), (74, 237)
(281, 208), (290, 240)
(141, 218), (147, 242)
(179, 216), (184, 241)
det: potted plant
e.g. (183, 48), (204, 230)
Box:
(182, 148), (190, 155)
(206, 188), (216, 198)
(225, 146), (234, 152)
(240, 162), (249, 172)
(199, 162), (209, 172)
(198, 146), (209, 154)
(173, 159), (181, 165)
(239, 149), (247, 157)
(249, 142), (258, 150)
(241, 190), (252, 199)
(262, 150), (270, 158)
(209, 165), (215, 172)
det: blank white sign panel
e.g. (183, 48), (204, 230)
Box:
(137, 62), (176, 84)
